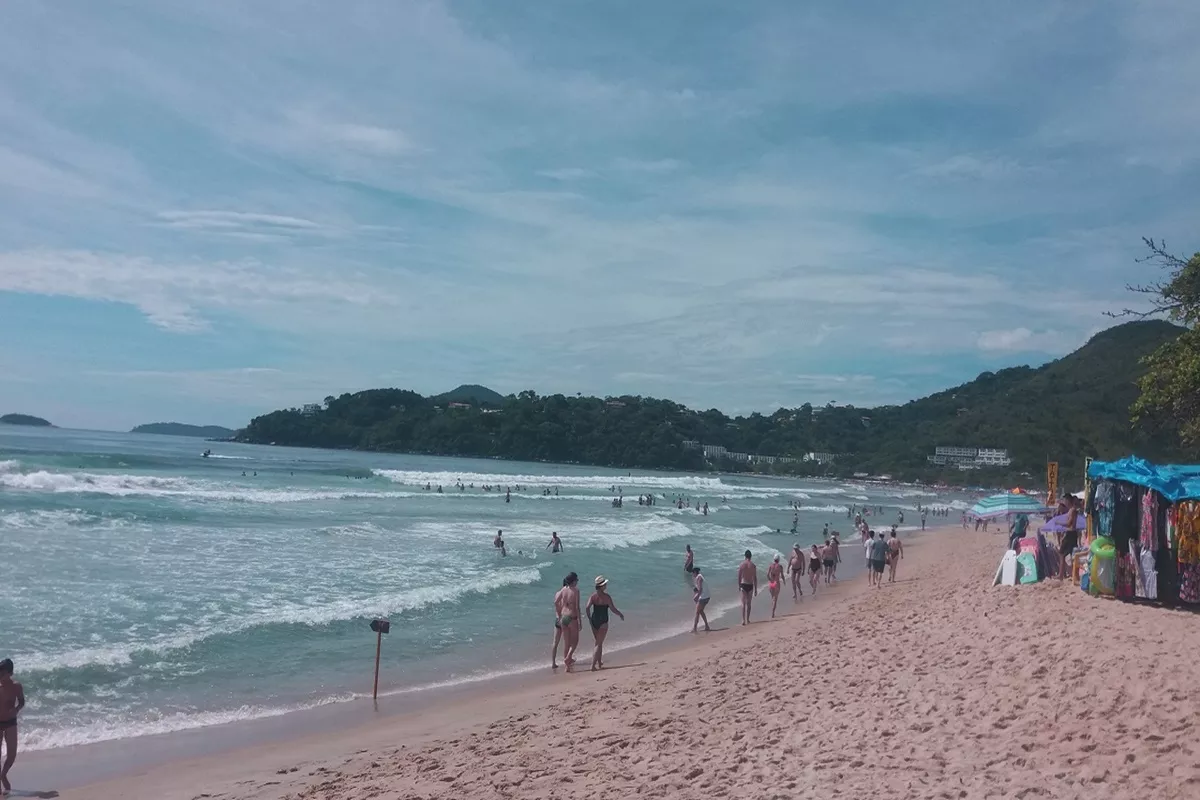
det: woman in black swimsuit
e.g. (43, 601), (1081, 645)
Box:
(586, 575), (624, 672)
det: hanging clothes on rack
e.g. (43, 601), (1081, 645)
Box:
(1111, 484), (1138, 555)
(1094, 480), (1115, 538)
(1176, 501), (1200, 604)
(1140, 490), (1158, 552)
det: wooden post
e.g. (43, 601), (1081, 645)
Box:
(373, 629), (382, 701)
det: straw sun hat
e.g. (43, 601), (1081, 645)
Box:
(594, 575), (609, 588)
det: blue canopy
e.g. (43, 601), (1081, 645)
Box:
(1087, 456), (1200, 503)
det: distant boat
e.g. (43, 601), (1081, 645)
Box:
(202, 449), (212, 458)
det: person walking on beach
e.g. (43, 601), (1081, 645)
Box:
(692, 566), (711, 633)
(921, 509), (927, 530)
(556, 573), (582, 671)
(788, 544), (806, 599)
(808, 545), (822, 594)
(551, 576), (568, 668)
(737, 550), (758, 625)
(546, 531), (564, 553)
(821, 539), (835, 585)
(586, 576), (624, 671)
(887, 531), (904, 583)
(0, 659), (23, 796)
(869, 532), (889, 589)
(864, 531), (877, 584)
(766, 555), (785, 618)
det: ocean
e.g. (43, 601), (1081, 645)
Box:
(0, 426), (971, 752)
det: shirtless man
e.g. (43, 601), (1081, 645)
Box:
(546, 531), (564, 553)
(683, 544), (695, 574)
(555, 573), (582, 671)
(766, 555), (785, 618)
(888, 531), (904, 583)
(736, 550), (758, 625)
(821, 539), (835, 585)
(864, 531), (877, 585)
(788, 544), (806, 599)
(0, 659), (24, 796)
(494, 530), (507, 557)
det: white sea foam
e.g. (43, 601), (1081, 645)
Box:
(16, 566), (549, 674)
(408, 515), (692, 552)
(372, 468), (790, 495)
(0, 509), (99, 529)
(0, 466), (438, 504)
(21, 693), (358, 751)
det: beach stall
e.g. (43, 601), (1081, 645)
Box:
(977, 492), (1055, 584)
(1081, 456), (1200, 605)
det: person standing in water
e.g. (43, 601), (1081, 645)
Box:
(887, 530), (904, 583)
(788, 544), (806, 599)
(586, 576), (624, 671)
(683, 544), (695, 574)
(737, 550), (758, 625)
(556, 573), (582, 671)
(0, 659), (23, 796)
(766, 555), (785, 618)
(692, 566), (710, 633)
(494, 530), (507, 557)
(546, 531), (564, 553)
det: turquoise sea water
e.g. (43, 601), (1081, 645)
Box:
(0, 426), (970, 751)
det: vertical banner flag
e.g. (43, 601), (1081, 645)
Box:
(1046, 461), (1059, 506)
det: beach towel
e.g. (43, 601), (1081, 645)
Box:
(1016, 551), (1038, 584)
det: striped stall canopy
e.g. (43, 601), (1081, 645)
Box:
(969, 492), (1050, 519)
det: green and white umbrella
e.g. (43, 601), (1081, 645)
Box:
(969, 492), (1049, 519)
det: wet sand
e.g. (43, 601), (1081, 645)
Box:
(39, 522), (1200, 799)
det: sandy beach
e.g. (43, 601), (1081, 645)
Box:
(34, 523), (1200, 799)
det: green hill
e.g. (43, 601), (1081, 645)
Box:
(131, 423), (237, 438)
(0, 413), (53, 427)
(824, 320), (1190, 485)
(431, 384), (506, 407)
(235, 321), (1192, 485)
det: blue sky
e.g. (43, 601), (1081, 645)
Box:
(1, 1), (1198, 430)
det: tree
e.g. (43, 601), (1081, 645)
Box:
(1120, 239), (1200, 446)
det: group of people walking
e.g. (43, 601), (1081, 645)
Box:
(551, 573), (624, 672)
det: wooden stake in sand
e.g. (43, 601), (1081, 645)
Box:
(370, 618), (390, 701)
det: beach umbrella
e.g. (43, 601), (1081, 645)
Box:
(969, 492), (1050, 519)
(1040, 511), (1081, 534)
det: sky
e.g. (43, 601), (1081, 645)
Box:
(1, 1), (1198, 431)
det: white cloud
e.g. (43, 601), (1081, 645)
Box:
(0, 249), (394, 332)
(916, 154), (1027, 181)
(612, 157), (683, 173)
(156, 210), (323, 233)
(976, 327), (1073, 353)
(537, 167), (594, 180)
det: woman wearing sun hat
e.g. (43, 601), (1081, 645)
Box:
(586, 575), (625, 672)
